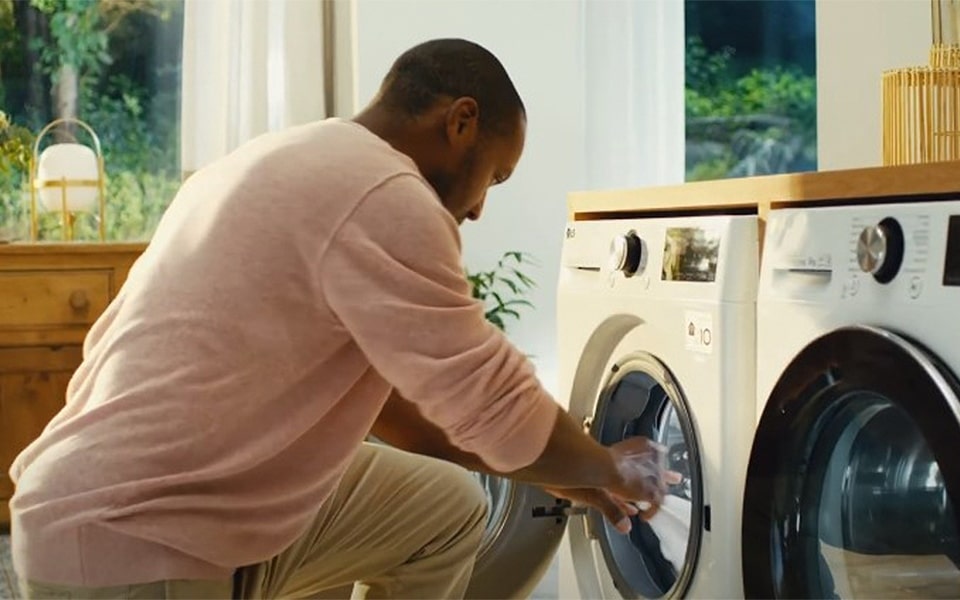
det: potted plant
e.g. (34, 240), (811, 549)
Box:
(466, 250), (537, 333)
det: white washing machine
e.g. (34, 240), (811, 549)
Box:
(743, 200), (960, 598)
(555, 213), (758, 599)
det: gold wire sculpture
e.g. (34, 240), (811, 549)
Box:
(28, 118), (107, 242)
(882, 1), (960, 165)
(883, 46), (960, 165)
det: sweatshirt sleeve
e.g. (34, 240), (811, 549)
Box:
(319, 173), (559, 473)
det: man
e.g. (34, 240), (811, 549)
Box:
(9, 39), (672, 599)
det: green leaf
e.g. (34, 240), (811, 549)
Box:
(502, 299), (534, 309)
(497, 276), (521, 294)
(485, 312), (506, 331)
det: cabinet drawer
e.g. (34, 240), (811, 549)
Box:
(0, 270), (111, 328)
(0, 345), (82, 506)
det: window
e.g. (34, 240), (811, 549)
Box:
(0, 0), (184, 242)
(685, 0), (817, 181)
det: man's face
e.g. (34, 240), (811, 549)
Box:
(428, 103), (526, 224)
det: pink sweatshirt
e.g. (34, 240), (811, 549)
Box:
(8, 119), (559, 587)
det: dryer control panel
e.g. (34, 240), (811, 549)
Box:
(560, 215), (758, 304)
(761, 199), (960, 306)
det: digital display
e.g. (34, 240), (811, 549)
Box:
(661, 227), (721, 283)
(944, 215), (960, 287)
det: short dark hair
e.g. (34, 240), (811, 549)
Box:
(377, 38), (526, 137)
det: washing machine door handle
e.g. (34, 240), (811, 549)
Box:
(532, 499), (588, 519)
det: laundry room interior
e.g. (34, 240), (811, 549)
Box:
(2, 0), (960, 598)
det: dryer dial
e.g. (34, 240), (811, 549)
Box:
(857, 217), (904, 284)
(609, 232), (644, 276)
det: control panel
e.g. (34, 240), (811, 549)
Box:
(761, 200), (960, 305)
(560, 215), (758, 304)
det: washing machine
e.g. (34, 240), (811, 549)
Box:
(743, 200), (960, 598)
(555, 213), (758, 599)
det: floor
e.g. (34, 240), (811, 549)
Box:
(531, 555), (559, 599)
(0, 534), (559, 599)
(0, 536), (13, 599)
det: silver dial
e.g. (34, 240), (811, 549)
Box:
(609, 235), (629, 271)
(857, 224), (888, 275)
(608, 233), (643, 275)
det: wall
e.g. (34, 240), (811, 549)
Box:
(816, 0), (930, 170)
(353, 0), (588, 393)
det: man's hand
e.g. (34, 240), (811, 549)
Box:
(607, 436), (682, 514)
(543, 486), (640, 534)
(546, 436), (682, 534)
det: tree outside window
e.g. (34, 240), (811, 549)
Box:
(0, 0), (183, 242)
(685, 0), (817, 181)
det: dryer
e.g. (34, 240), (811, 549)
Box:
(556, 214), (758, 599)
(743, 200), (960, 598)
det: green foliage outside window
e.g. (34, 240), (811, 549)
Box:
(686, 36), (817, 181)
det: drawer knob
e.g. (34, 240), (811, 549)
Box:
(69, 290), (90, 311)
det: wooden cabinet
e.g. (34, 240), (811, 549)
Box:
(0, 243), (145, 526)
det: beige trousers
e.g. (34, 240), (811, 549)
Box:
(20, 443), (490, 599)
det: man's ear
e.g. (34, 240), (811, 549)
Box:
(445, 97), (480, 150)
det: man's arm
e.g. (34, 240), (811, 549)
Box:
(372, 391), (656, 494)
(372, 391), (669, 531)
(371, 390), (490, 472)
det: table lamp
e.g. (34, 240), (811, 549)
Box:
(29, 118), (106, 241)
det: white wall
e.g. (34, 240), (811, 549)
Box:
(816, 0), (930, 170)
(353, 0), (587, 394)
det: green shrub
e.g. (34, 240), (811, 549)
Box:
(685, 35), (817, 181)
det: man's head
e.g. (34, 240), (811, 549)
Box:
(355, 39), (526, 224)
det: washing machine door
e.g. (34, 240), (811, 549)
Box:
(743, 325), (960, 598)
(463, 476), (567, 599)
(575, 351), (705, 599)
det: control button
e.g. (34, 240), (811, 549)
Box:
(608, 232), (644, 276)
(856, 217), (905, 284)
(849, 275), (860, 296)
(909, 276), (923, 299)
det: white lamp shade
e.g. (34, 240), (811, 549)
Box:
(36, 143), (100, 213)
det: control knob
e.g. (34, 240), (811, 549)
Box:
(856, 217), (904, 284)
(609, 232), (643, 276)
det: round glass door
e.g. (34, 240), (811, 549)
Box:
(588, 352), (704, 599)
(810, 395), (958, 598)
(743, 325), (960, 598)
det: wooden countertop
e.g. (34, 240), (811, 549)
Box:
(568, 160), (960, 220)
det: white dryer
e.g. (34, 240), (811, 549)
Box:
(555, 213), (758, 599)
(743, 200), (960, 598)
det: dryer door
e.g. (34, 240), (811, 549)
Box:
(462, 476), (567, 599)
(574, 351), (705, 599)
(743, 325), (960, 598)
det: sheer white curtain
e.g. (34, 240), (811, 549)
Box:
(582, 0), (685, 189)
(180, 0), (329, 175)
